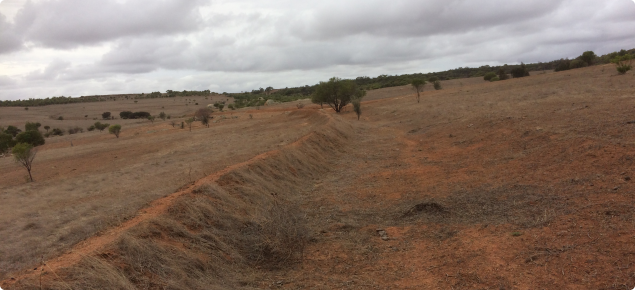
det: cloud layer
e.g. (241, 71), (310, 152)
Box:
(0, 0), (634, 100)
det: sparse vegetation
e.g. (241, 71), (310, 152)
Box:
(24, 122), (41, 132)
(43, 125), (50, 133)
(433, 81), (442, 90)
(497, 68), (509, 80)
(87, 125), (95, 131)
(148, 116), (156, 123)
(102, 112), (111, 119)
(159, 112), (167, 121)
(0, 132), (15, 154)
(57, 116), (64, 120)
(296, 103), (305, 109)
(12, 143), (37, 182)
(108, 125), (122, 138)
(120, 111), (151, 119)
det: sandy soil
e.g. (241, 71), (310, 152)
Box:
(2, 65), (635, 289)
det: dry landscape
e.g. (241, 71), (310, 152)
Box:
(2, 64), (635, 289)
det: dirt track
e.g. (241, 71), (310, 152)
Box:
(3, 65), (635, 289)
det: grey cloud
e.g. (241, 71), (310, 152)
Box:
(0, 12), (22, 53)
(12, 0), (205, 49)
(26, 59), (71, 80)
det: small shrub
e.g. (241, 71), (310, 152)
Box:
(497, 68), (508, 80)
(510, 63), (530, 78)
(159, 112), (167, 120)
(102, 112), (111, 119)
(490, 76), (500, 82)
(433, 80), (442, 90)
(296, 103), (305, 109)
(4, 125), (22, 137)
(57, 116), (64, 120)
(612, 54), (633, 75)
(483, 72), (497, 81)
(555, 59), (571, 72)
(24, 107), (28, 110)
(0, 132), (15, 154)
(249, 114), (253, 119)
(427, 76), (439, 83)
(67, 127), (84, 134)
(50, 128), (64, 136)
(87, 125), (95, 131)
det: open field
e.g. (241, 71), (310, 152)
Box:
(2, 65), (635, 289)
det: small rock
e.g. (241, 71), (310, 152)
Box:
(613, 187), (619, 191)
(376, 229), (389, 241)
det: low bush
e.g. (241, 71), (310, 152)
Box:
(490, 76), (500, 82)
(68, 127), (84, 134)
(569, 59), (588, 69)
(433, 80), (442, 90)
(483, 72), (497, 81)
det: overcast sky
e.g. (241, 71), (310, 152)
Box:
(0, 0), (634, 100)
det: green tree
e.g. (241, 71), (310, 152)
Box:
(15, 130), (45, 147)
(148, 116), (156, 123)
(0, 132), (15, 154)
(108, 124), (122, 138)
(352, 98), (362, 120)
(312, 77), (364, 112)
(579, 51), (597, 66)
(4, 125), (21, 137)
(43, 125), (50, 133)
(410, 79), (426, 103)
(433, 81), (442, 90)
(159, 112), (167, 121)
(25, 122), (41, 131)
(12, 143), (37, 182)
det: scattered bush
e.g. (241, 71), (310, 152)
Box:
(352, 98), (362, 120)
(483, 72), (497, 81)
(24, 107), (28, 110)
(490, 76), (500, 82)
(159, 112), (167, 120)
(67, 127), (84, 134)
(120, 111), (151, 119)
(228, 104), (235, 110)
(102, 112), (111, 119)
(497, 68), (509, 80)
(43, 125), (50, 133)
(612, 54), (633, 75)
(57, 116), (64, 120)
(87, 125), (95, 131)
(195, 108), (212, 128)
(555, 59), (571, 72)
(148, 116), (156, 123)
(0, 132), (15, 154)
(4, 125), (22, 137)
(569, 59), (588, 69)
(427, 76), (439, 83)
(433, 80), (442, 90)
(108, 124), (122, 138)
(296, 103), (305, 109)
(94, 122), (110, 132)
(50, 128), (64, 136)
(15, 130), (45, 147)
(510, 63), (530, 78)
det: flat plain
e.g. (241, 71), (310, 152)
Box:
(2, 65), (635, 289)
